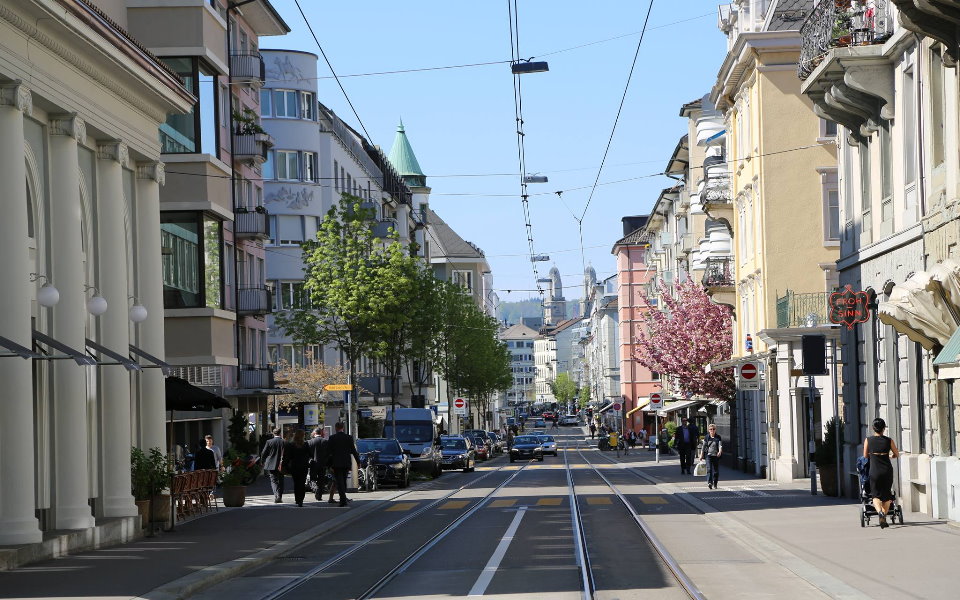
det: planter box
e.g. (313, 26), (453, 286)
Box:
(222, 485), (246, 507)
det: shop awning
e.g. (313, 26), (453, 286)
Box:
(659, 400), (704, 413)
(165, 376), (231, 411)
(598, 402), (615, 414)
(878, 260), (960, 350)
(627, 398), (651, 418)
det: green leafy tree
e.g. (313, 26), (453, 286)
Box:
(548, 373), (578, 411)
(578, 386), (591, 410)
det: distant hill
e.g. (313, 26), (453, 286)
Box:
(498, 298), (581, 325)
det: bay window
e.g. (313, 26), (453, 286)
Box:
(159, 58), (220, 154)
(161, 212), (224, 309)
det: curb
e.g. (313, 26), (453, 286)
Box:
(138, 493), (403, 600)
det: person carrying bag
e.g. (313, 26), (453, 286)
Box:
(700, 423), (722, 489)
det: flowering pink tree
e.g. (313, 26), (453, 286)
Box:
(635, 280), (735, 400)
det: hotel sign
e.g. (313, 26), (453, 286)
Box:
(829, 285), (871, 329)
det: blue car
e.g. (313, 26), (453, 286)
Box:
(510, 435), (544, 463)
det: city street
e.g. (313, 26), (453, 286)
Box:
(4, 426), (960, 599)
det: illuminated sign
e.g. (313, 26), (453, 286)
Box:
(829, 285), (871, 329)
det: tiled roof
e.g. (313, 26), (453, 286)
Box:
(500, 323), (540, 339)
(767, 0), (813, 31)
(428, 209), (485, 260)
(613, 228), (651, 247)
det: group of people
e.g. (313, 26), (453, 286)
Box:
(673, 417), (722, 489)
(259, 422), (361, 507)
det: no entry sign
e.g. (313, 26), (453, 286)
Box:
(453, 398), (466, 415)
(612, 402), (622, 412)
(649, 392), (663, 410)
(739, 362), (761, 390)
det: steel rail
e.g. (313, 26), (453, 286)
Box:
(562, 437), (597, 600)
(355, 462), (532, 599)
(264, 463), (515, 600)
(574, 440), (706, 600)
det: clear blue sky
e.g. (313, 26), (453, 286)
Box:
(267, 0), (727, 304)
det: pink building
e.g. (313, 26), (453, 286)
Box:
(613, 222), (660, 434)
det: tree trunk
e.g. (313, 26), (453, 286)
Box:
(348, 357), (358, 439)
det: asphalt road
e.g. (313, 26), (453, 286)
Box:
(193, 427), (693, 600)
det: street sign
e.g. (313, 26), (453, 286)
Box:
(324, 384), (353, 391)
(738, 361), (761, 390)
(612, 402), (622, 412)
(453, 397), (466, 415)
(649, 392), (663, 410)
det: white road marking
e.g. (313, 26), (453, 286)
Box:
(468, 506), (528, 597)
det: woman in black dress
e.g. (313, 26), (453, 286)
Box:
(284, 430), (312, 507)
(862, 418), (899, 528)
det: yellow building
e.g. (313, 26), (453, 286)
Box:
(706, 2), (839, 480)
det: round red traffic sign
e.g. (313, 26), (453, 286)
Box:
(650, 392), (663, 408)
(612, 402), (622, 412)
(454, 398), (466, 409)
(741, 362), (758, 380)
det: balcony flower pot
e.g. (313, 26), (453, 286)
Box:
(222, 485), (246, 507)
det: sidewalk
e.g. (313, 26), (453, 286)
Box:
(612, 448), (960, 599)
(0, 477), (399, 600)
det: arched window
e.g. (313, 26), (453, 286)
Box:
(25, 176), (34, 239)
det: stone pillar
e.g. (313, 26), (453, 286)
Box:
(49, 114), (96, 529)
(95, 140), (137, 518)
(0, 82), (42, 544)
(135, 162), (167, 453)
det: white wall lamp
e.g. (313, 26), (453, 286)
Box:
(128, 296), (148, 323)
(84, 285), (108, 316)
(30, 273), (60, 307)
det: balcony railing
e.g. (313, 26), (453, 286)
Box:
(230, 52), (265, 83)
(234, 208), (269, 239)
(702, 257), (735, 288)
(237, 286), (272, 315)
(799, 0), (893, 79)
(703, 174), (732, 204)
(776, 290), (831, 328)
(238, 366), (275, 390)
(373, 218), (399, 239)
(232, 132), (271, 163)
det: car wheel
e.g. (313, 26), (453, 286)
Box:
(463, 465), (470, 473)
(538, 456), (544, 462)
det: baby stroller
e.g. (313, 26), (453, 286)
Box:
(856, 456), (904, 527)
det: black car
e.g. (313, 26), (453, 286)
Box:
(510, 435), (544, 462)
(356, 438), (410, 488)
(439, 435), (476, 472)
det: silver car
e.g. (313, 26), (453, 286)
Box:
(535, 434), (558, 456)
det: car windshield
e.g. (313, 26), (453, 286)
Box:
(441, 439), (467, 450)
(357, 439), (402, 454)
(538, 435), (555, 442)
(488, 433), (500, 441)
(515, 436), (539, 444)
(383, 423), (434, 443)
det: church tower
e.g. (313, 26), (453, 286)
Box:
(544, 266), (566, 326)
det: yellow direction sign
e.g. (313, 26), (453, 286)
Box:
(324, 384), (353, 392)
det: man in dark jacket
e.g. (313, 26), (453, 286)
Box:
(327, 422), (361, 507)
(307, 427), (327, 500)
(259, 428), (286, 503)
(673, 417), (700, 475)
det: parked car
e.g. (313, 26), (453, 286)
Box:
(487, 432), (504, 454)
(534, 434), (558, 456)
(356, 438), (410, 488)
(534, 419), (546, 429)
(560, 415), (580, 426)
(467, 434), (489, 460)
(464, 429), (493, 456)
(510, 435), (544, 462)
(439, 435), (476, 473)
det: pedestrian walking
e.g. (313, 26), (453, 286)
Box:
(327, 422), (361, 507)
(285, 430), (311, 507)
(673, 417), (700, 474)
(193, 440), (216, 470)
(308, 428), (326, 501)
(204, 435), (223, 470)
(700, 423), (722, 489)
(863, 418), (900, 529)
(259, 428), (286, 503)
(637, 428), (647, 449)
(589, 422), (596, 439)
(628, 430), (637, 448)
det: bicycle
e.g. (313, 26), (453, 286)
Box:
(357, 451), (379, 492)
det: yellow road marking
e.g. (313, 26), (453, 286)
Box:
(585, 497), (613, 505)
(490, 499), (517, 508)
(386, 502), (418, 512)
(439, 500), (470, 510)
(536, 497), (562, 506)
(639, 496), (668, 505)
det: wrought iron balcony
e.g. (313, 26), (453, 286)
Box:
(799, 0), (893, 80)
(373, 218), (399, 239)
(234, 207), (269, 239)
(230, 52), (265, 84)
(702, 257), (735, 289)
(237, 286), (272, 315)
(237, 366), (275, 390)
(232, 132), (271, 164)
(776, 290), (831, 328)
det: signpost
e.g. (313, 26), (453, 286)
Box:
(650, 392), (663, 463)
(453, 397), (466, 416)
(323, 384), (353, 392)
(738, 361), (761, 390)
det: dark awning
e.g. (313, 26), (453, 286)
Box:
(165, 376), (231, 411)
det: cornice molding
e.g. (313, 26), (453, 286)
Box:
(0, 3), (167, 122)
(0, 81), (33, 115)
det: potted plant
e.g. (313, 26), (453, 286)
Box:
(130, 447), (174, 527)
(219, 449), (261, 507)
(832, 12), (853, 46)
(815, 416), (845, 497)
(232, 108), (266, 136)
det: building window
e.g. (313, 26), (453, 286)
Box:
(160, 58), (220, 154)
(260, 89), (272, 115)
(819, 118), (838, 139)
(452, 270), (473, 292)
(822, 170), (840, 242)
(334, 160), (339, 190)
(267, 214), (277, 245)
(275, 150), (300, 180)
(930, 47), (946, 168)
(300, 91), (316, 121)
(879, 124), (893, 235)
(272, 89), (299, 118)
(303, 151), (317, 182)
(161, 212), (223, 309)
(277, 214), (304, 245)
(276, 281), (312, 309)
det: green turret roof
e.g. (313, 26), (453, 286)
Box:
(388, 120), (427, 187)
